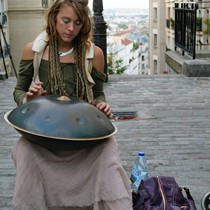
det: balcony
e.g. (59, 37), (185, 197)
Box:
(1, 75), (210, 209)
(166, 1), (210, 77)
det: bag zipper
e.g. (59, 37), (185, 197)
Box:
(157, 176), (167, 210)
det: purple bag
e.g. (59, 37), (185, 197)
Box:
(132, 176), (197, 210)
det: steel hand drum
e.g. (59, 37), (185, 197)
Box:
(4, 95), (117, 150)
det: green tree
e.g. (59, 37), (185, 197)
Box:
(107, 55), (126, 75)
(131, 42), (139, 52)
(196, 17), (202, 31)
(170, 18), (174, 29)
(119, 23), (128, 30)
(203, 18), (210, 35)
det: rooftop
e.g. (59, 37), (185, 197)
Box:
(1, 75), (210, 209)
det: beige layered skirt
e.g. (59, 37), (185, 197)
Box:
(11, 136), (132, 210)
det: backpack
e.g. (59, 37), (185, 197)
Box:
(132, 176), (197, 210)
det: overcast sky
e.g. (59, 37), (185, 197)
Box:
(88, 0), (149, 9)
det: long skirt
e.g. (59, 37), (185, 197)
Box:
(11, 136), (132, 210)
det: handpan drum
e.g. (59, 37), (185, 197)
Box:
(4, 95), (117, 150)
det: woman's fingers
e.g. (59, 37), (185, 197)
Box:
(95, 102), (113, 118)
(26, 82), (46, 101)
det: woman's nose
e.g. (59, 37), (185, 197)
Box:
(68, 22), (74, 31)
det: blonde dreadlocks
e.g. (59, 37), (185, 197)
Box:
(48, 35), (93, 103)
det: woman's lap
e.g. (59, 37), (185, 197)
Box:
(11, 136), (132, 210)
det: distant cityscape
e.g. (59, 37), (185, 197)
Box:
(102, 8), (149, 75)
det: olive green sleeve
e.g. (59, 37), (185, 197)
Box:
(91, 69), (106, 103)
(13, 60), (34, 106)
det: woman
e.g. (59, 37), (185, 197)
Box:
(12, 0), (132, 209)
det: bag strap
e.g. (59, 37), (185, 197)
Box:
(181, 188), (197, 210)
(181, 187), (194, 201)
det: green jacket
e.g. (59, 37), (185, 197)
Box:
(13, 59), (106, 106)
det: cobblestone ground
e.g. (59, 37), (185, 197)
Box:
(1, 75), (210, 210)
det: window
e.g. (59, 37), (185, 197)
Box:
(154, 60), (157, 74)
(154, 34), (157, 48)
(0, 0), (7, 26)
(42, 0), (48, 8)
(167, 7), (171, 19)
(153, 7), (157, 21)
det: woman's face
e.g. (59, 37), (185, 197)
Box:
(56, 4), (83, 44)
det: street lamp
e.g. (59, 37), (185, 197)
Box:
(92, 0), (108, 81)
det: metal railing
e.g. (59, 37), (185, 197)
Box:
(174, 1), (210, 59)
(175, 2), (197, 59)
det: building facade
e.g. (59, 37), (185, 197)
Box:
(7, 0), (55, 73)
(107, 34), (149, 75)
(149, 0), (166, 74)
(165, 0), (175, 51)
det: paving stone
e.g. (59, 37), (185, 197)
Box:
(1, 75), (210, 209)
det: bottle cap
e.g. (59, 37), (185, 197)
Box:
(138, 152), (145, 156)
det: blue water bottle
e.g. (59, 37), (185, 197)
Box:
(130, 152), (148, 190)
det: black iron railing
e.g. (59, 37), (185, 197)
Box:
(175, 2), (198, 59)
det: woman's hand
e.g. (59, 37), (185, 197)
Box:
(26, 82), (47, 102)
(93, 101), (113, 118)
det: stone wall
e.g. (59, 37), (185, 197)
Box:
(165, 50), (210, 77)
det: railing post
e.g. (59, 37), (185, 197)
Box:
(92, 0), (108, 81)
(192, 3), (198, 59)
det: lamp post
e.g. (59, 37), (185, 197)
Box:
(92, 0), (108, 81)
